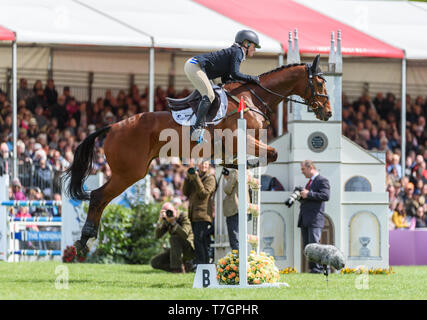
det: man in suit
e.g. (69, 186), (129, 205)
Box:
(298, 160), (330, 273)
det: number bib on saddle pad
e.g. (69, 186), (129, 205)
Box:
(167, 85), (228, 127)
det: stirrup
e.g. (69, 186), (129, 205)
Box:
(191, 127), (206, 144)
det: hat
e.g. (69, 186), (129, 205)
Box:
(406, 182), (414, 190)
(12, 178), (21, 187)
(88, 124), (96, 133)
(104, 112), (114, 119)
(34, 143), (42, 151)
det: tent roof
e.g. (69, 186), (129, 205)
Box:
(296, 0), (426, 60)
(0, 0), (150, 47)
(0, 25), (15, 41)
(80, 0), (282, 53)
(195, 0), (404, 59)
(0, 0), (282, 53)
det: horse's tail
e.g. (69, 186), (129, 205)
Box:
(63, 126), (111, 200)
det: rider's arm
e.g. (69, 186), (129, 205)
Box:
(229, 48), (259, 83)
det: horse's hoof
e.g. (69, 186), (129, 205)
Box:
(74, 240), (89, 257)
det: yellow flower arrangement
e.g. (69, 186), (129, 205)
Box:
(280, 267), (298, 274)
(340, 266), (395, 275)
(216, 250), (281, 285)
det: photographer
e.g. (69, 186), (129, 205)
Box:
(183, 160), (216, 267)
(150, 202), (194, 273)
(286, 160), (330, 273)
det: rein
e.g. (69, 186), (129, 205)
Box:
(221, 63), (329, 125)
(255, 64), (329, 110)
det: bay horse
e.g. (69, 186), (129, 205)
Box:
(65, 54), (332, 255)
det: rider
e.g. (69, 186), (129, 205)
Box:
(184, 30), (261, 138)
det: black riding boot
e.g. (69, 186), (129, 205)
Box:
(190, 96), (211, 136)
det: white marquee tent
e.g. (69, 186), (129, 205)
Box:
(296, 0), (427, 60)
(0, 0), (282, 52)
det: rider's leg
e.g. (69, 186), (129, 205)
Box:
(193, 95), (211, 131)
(184, 58), (215, 134)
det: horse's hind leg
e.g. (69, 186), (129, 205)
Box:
(75, 173), (134, 255)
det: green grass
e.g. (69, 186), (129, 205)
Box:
(0, 261), (426, 300)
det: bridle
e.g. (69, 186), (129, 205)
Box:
(245, 63), (330, 121)
(303, 64), (330, 113)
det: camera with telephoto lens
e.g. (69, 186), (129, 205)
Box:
(285, 186), (303, 208)
(222, 167), (230, 176)
(165, 209), (174, 218)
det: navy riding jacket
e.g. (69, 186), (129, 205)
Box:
(194, 44), (257, 84)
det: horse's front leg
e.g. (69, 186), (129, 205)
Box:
(246, 134), (278, 167)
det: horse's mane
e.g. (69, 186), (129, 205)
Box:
(259, 62), (306, 77)
(224, 62), (306, 86)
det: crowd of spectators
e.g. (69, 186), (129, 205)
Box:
(341, 92), (427, 229)
(0, 77), (426, 230)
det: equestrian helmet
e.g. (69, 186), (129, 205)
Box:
(235, 30), (261, 49)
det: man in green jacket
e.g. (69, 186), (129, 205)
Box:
(183, 160), (216, 266)
(222, 168), (239, 251)
(150, 202), (194, 273)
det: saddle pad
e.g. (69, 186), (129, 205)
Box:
(171, 86), (228, 126)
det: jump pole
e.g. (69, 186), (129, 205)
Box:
(237, 114), (248, 287)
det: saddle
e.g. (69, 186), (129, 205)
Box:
(167, 85), (228, 126)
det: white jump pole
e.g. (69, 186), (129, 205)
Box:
(237, 114), (248, 287)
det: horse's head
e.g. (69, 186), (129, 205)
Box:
(302, 55), (332, 121)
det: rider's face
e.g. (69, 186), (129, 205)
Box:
(247, 43), (256, 58)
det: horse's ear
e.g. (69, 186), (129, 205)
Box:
(311, 54), (321, 73)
